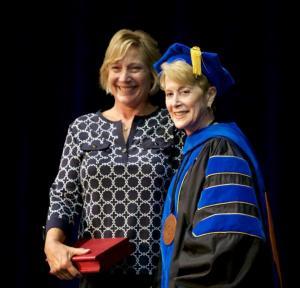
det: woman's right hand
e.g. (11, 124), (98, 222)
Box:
(44, 228), (90, 280)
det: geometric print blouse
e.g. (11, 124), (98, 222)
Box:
(46, 108), (183, 275)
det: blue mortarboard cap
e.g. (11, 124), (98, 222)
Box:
(153, 42), (235, 96)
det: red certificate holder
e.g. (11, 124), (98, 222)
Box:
(72, 238), (134, 274)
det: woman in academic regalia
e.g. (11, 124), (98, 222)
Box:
(153, 43), (281, 288)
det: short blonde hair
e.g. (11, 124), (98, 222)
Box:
(159, 60), (210, 92)
(100, 29), (161, 95)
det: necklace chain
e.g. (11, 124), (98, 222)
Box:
(122, 122), (130, 131)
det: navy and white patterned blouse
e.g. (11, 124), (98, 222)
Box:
(46, 108), (183, 275)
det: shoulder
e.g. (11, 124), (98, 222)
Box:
(66, 112), (102, 139)
(203, 137), (245, 158)
(142, 107), (174, 132)
(191, 137), (252, 178)
(69, 112), (100, 128)
(147, 107), (171, 122)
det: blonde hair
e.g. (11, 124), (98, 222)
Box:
(100, 29), (161, 95)
(159, 60), (210, 92)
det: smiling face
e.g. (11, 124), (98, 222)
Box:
(165, 77), (213, 135)
(107, 47), (152, 108)
(160, 60), (216, 135)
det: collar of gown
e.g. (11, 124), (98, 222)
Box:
(182, 122), (242, 155)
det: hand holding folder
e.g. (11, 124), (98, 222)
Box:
(72, 238), (134, 274)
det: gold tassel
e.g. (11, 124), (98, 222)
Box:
(190, 46), (202, 78)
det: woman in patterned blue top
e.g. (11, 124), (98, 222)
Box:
(153, 43), (280, 287)
(44, 29), (183, 288)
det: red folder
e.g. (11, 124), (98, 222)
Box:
(72, 238), (133, 274)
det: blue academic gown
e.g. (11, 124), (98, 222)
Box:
(160, 122), (278, 288)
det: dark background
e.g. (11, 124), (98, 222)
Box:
(10, 0), (295, 287)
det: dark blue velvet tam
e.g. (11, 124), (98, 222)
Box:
(153, 42), (235, 96)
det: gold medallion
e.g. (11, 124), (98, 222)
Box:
(163, 213), (177, 245)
